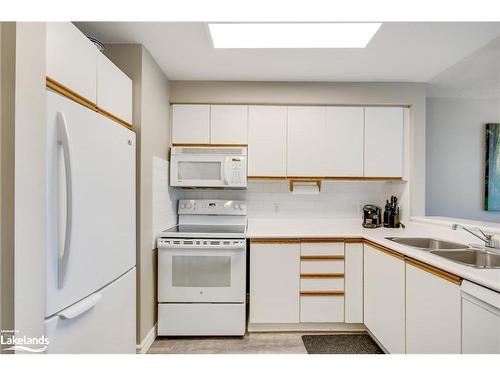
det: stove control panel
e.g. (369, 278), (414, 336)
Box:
(178, 199), (247, 215)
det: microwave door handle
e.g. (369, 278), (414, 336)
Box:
(223, 158), (231, 185)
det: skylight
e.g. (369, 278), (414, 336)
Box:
(208, 23), (382, 49)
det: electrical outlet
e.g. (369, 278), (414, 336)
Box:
(273, 202), (280, 213)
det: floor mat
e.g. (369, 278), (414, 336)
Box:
(301, 334), (384, 354)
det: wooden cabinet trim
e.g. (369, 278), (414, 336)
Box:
(300, 238), (345, 243)
(345, 238), (364, 243)
(300, 255), (344, 261)
(247, 176), (404, 181)
(251, 238), (301, 244)
(406, 258), (462, 286)
(47, 76), (96, 111)
(364, 239), (405, 260)
(97, 106), (134, 130)
(288, 176), (403, 181)
(172, 143), (248, 147)
(47, 76), (133, 130)
(300, 273), (344, 279)
(250, 237), (463, 287)
(300, 291), (345, 296)
(248, 176), (287, 180)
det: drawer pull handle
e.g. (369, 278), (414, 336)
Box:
(300, 255), (344, 260)
(300, 291), (345, 296)
(300, 273), (344, 279)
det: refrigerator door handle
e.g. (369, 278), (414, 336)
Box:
(57, 112), (73, 289)
(57, 292), (103, 320)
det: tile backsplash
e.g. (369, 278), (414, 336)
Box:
(152, 157), (178, 245)
(182, 180), (407, 220)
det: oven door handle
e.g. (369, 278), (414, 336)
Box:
(159, 243), (246, 251)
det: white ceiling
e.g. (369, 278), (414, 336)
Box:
(75, 22), (500, 82)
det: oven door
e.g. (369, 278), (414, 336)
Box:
(158, 239), (246, 303)
(170, 155), (228, 187)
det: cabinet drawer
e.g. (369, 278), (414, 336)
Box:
(301, 260), (344, 274)
(300, 296), (344, 322)
(300, 277), (344, 292)
(301, 242), (344, 256)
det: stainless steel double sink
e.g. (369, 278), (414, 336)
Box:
(386, 237), (500, 269)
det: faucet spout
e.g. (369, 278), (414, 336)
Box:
(452, 223), (496, 248)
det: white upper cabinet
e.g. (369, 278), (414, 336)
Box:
(405, 263), (461, 354)
(364, 244), (405, 353)
(287, 106), (326, 176)
(171, 104), (210, 144)
(97, 53), (133, 123)
(47, 22), (98, 103)
(364, 107), (404, 177)
(325, 107), (364, 177)
(248, 106), (287, 177)
(210, 105), (248, 144)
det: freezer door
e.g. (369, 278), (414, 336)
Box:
(46, 91), (136, 316)
(45, 268), (136, 354)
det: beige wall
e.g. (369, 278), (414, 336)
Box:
(1, 22), (16, 342)
(105, 44), (171, 346)
(170, 81), (427, 217)
(0, 22), (46, 346)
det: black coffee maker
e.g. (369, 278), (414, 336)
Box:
(362, 205), (382, 228)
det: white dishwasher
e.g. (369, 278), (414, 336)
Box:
(461, 280), (500, 354)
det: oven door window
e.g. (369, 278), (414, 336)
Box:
(178, 161), (222, 181)
(172, 255), (231, 287)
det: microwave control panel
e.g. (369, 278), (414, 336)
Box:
(229, 157), (246, 185)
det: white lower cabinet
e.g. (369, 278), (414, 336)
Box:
(249, 241), (300, 323)
(405, 262), (461, 353)
(300, 296), (344, 322)
(344, 242), (363, 323)
(364, 244), (405, 353)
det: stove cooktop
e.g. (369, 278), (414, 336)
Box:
(160, 224), (247, 239)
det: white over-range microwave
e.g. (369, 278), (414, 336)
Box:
(169, 147), (247, 188)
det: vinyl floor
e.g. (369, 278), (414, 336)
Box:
(148, 332), (368, 354)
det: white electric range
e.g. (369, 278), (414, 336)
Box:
(157, 199), (247, 336)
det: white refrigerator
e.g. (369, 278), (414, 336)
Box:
(44, 91), (136, 354)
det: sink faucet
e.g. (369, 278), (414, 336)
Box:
(452, 223), (497, 248)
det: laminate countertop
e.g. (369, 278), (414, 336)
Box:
(247, 218), (500, 292)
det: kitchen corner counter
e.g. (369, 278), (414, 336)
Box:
(247, 218), (500, 292)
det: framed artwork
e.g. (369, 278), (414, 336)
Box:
(485, 123), (500, 211)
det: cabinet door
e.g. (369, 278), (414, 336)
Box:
(210, 105), (248, 144)
(287, 106), (326, 176)
(345, 242), (363, 323)
(249, 242), (300, 323)
(46, 22), (98, 103)
(364, 107), (404, 177)
(325, 107), (364, 176)
(171, 104), (210, 144)
(248, 106), (287, 177)
(97, 53), (132, 123)
(364, 244), (405, 353)
(406, 263), (461, 353)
